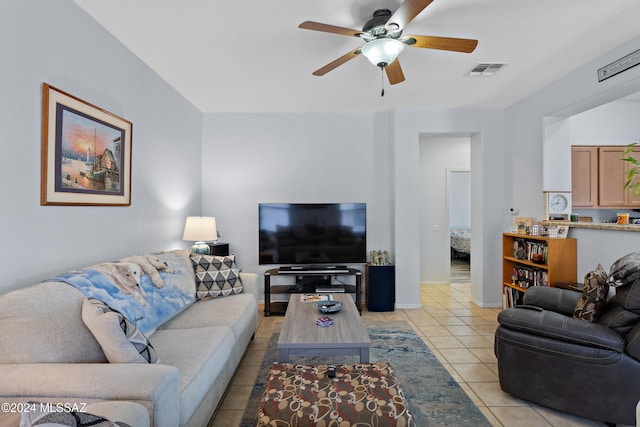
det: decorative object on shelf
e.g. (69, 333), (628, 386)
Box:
(369, 250), (391, 265)
(617, 213), (630, 224)
(543, 191), (572, 221)
(514, 217), (533, 234)
(41, 83), (132, 206)
(316, 300), (342, 314)
(556, 225), (569, 238)
(526, 224), (539, 236)
(547, 225), (558, 238)
(183, 216), (217, 254)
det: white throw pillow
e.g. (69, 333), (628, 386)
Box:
(81, 298), (159, 364)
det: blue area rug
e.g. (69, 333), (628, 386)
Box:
(240, 320), (491, 426)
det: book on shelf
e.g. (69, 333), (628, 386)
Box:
(511, 265), (549, 288)
(503, 286), (525, 308)
(512, 238), (548, 263)
(301, 294), (333, 303)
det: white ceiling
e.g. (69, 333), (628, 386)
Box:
(73, 0), (640, 113)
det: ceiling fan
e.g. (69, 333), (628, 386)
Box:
(299, 0), (478, 85)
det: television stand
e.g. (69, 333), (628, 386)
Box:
(264, 267), (362, 316)
(278, 265), (350, 274)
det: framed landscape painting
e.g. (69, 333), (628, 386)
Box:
(41, 83), (132, 206)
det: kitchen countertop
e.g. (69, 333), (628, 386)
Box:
(543, 221), (640, 232)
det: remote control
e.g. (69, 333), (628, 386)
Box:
(327, 365), (336, 378)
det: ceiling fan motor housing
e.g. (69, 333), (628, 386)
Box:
(362, 9), (396, 37)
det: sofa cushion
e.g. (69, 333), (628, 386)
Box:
(150, 326), (236, 425)
(82, 298), (159, 364)
(190, 254), (243, 299)
(608, 278), (640, 314)
(573, 264), (609, 322)
(160, 293), (257, 340)
(625, 322), (640, 362)
(596, 305), (640, 337)
(0, 282), (106, 364)
(20, 401), (134, 427)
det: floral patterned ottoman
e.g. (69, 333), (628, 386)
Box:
(254, 362), (415, 427)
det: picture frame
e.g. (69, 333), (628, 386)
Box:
(556, 225), (569, 239)
(41, 83), (132, 206)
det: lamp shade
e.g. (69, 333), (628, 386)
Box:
(183, 217), (217, 242)
(361, 38), (404, 67)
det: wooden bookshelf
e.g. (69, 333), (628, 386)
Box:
(502, 233), (577, 308)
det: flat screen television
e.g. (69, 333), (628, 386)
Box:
(258, 203), (366, 265)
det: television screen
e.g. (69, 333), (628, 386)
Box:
(258, 203), (366, 265)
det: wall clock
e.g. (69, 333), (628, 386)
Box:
(544, 191), (572, 221)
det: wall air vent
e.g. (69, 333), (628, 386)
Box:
(466, 63), (506, 77)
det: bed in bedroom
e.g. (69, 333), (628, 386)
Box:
(450, 228), (471, 259)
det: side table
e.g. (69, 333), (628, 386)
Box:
(208, 242), (229, 256)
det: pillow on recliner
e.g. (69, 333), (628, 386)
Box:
(608, 253), (640, 287)
(574, 264), (609, 322)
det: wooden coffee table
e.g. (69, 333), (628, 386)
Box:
(277, 294), (371, 363)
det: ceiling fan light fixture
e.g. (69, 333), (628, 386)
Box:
(361, 38), (404, 67)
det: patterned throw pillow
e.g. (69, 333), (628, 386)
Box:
(574, 264), (609, 322)
(190, 254), (243, 299)
(20, 401), (131, 427)
(81, 298), (159, 364)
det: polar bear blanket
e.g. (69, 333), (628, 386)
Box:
(47, 250), (195, 334)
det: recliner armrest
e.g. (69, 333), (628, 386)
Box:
(498, 306), (625, 353)
(522, 286), (581, 316)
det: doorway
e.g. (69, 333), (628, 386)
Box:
(419, 135), (471, 285)
(448, 169), (471, 283)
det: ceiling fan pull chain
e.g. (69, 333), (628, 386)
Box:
(380, 66), (385, 97)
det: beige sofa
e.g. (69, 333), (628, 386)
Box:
(0, 249), (258, 427)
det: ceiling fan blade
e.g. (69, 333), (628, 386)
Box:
(385, 60), (405, 85)
(312, 48), (362, 76)
(386, 0), (434, 32)
(299, 21), (364, 38)
(401, 35), (478, 53)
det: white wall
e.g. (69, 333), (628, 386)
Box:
(0, 2), (202, 293)
(449, 171), (471, 229)
(392, 109), (505, 308)
(200, 113), (392, 301)
(570, 100), (640, 145)
(419, 136), (470, 283)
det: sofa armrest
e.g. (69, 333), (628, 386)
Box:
(522, 286), (581, 316)
(0, 363), (179, 427)
(498, 306), (625, 353)
(240, 272), (258, 297)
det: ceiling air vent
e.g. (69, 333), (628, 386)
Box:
(467, 63), (506, 77)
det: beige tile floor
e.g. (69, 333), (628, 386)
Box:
(209, 261), (625, 427)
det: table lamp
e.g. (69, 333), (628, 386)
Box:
(183, 216), (217, 255)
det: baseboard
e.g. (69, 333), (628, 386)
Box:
(395, 303), (422, 309)
(421, 281), (449, 285)
(470, 296), (502, 308)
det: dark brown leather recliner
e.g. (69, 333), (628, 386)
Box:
(495, 283), (640, 425)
